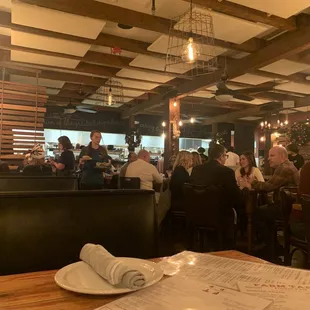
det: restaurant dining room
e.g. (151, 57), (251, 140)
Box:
(3, 0), (310, 309)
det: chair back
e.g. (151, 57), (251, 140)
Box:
(120, 177), (140, 189)
(183, 183), (222, 228)
(280, 187), (298, 223)
(301, 194), (310, 261)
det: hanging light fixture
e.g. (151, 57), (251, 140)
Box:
(92, 78), (124, 108)
(165, 0), (218, 76)
(108, 87), (113, 106)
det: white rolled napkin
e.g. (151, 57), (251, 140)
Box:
(80, 243), (146, 289)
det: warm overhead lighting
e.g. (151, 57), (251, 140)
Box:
(182, 37), (198, 63)
(161, 121), (166, 127)
(173, 100), (177, 107)
(190, 117), (195, 123)
(215, 94), (233, 102)
(260, 136), (265, 142)
(108, 87), (113, 106)
(178, 120), (183, 126)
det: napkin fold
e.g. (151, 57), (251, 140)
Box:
(80, 243), (146, 289)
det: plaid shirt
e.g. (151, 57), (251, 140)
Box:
(252, 160), (300, 202)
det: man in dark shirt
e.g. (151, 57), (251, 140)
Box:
(190, 144), (242, 246)
(287, 144), (304, 170)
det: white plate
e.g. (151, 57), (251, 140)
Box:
(54, 258), (164, 295)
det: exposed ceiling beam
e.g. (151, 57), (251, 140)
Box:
(1, 61), (160, 94)
(122, 18), (310, 118)
(203, 94), (310, 125)
(186, 0), (296, 31)
(19, 0), (266, 53)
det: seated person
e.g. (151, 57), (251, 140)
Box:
(235, 151), (264, 188)
(244, 146), (300, 258)
(170, 151), (192, 210)
(191, 144), (242, 246)
(23, 144), (52, 176)
(120, 152), (137, 177)
(125, 150), (163, 190)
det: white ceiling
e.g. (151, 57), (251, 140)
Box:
(101, 22), (160, 43)
(260, 59), (310, 76)
(190, 91), (215, 98)
(10, 74), (65, 89)
(11, 30), (91, 57)
(231, 98), (269, 105)
(116, 68), (173, 83)
(0, 26), (11, 36)
(231, 73), (273, 85)
(181, 7), (271, 45)
(115, 78), (159, 91)
(130, 55), (189, 74)
(0, 0), (11, 12)
(275, 82), (310, 94)
(11, 50), (80, 69)
(227, 0), (310, 18)
(12, 1), (106, 39)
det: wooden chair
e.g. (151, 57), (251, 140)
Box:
(119, 177), (140, 189)
(183, 184), (233, 251)
(280, 187), (299, 265)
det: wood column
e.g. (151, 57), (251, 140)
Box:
(164, 98), (180, 169)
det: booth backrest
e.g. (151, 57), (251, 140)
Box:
(0, 190), (158, 275)
(0, 176), (78, 191)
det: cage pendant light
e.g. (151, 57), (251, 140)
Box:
(165, 0), (218, 76)
(94, 78), (124, 107)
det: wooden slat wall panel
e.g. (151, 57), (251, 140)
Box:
(0, 80), (46, 158)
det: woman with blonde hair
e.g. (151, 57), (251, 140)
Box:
(170, 151), (193, 210)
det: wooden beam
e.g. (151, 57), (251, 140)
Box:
(1, 62), (161, 95)
(203, 94), (310, 125)
(19, 0), (265, 53)
(187, 0), (296, 31)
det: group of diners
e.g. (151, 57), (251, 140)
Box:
(158, 143), (309, 259)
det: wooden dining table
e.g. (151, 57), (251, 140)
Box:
(0, 250), (267, 310)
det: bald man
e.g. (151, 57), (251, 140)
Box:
(250, 146), (299, 200)
(249, 146), (299, 260)
(126, 150), (163, 190)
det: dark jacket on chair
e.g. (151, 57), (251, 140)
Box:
(190, 160), (242, 212)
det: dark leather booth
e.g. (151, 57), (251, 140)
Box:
(0, 190), (158, 275)
(0, 176), (78, 191)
